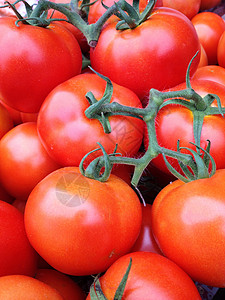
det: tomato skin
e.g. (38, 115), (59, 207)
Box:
(0, 17), (82, 113)
(37, 73), (144, 167)
(35, 269), (86, 300)
(90, 7), (200, 101)
(0, 200), (38, 277)
(151, 169), (225, 287)
(0, 275), (63, 300)
(217, 31), (225, 68)
(0, 122), (60, 199)
(191, 12), (225, 65)
(145, 79), (225, 175)
(87, 252), (201, 300)
(162, 0), (201, 19)
(198, 43), (208, 68)
(24, 167), (142, 276)
(192, 65), (225, 86)
(0, 101), (14, 139)
(130, 204), (163, 254)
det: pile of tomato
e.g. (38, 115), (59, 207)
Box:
(0, 0), (225, 299)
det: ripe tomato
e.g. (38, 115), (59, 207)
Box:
(37, 73), (144, 167)
(151, 169), (225, 287)
(191, 12), (225, 65)
(0, 275), (63, 300)
(200, 0), (222, 10)
(162, 0), (201, 19)
(87, 252), (201, 299)
(0, 17), (82, 113)
(0, 101), (14, 139)
(0, 122), (60, 199)
(130, 204), (163, 254)
(24, 167), (142, 276)
(0, 200), (37, 277)
(217, 31), (225, 68)
(90, 7), (200, 101)
(145, 79), (225, 175)
(192, 65), (225, 86)
(198, 44), (208, 68)
(35, 269), (86, 300)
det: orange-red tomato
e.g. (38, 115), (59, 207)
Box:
(217, 31), (225, 68)
(151, 169), (225, 287)
(192, 65), (225, 86)
(198, 43), (208, 68)
(162, 0), (201, 19)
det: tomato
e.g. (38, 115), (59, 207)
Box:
(0, 200), (37, 277)
(0, 275), (63, 300)
(87, 252), (201, 299)
(162, 0), (201, 19)
(192, 65), (225, 86)
(90, 7), (200, 102)
(217, 31), (225, 68)
(0, 122), (60, 199)
(130, 204), (163, 254)
(35, 269), (86, 300)
(151, 169), (225, 287)
(0, 101), (14, 139)
(88, 0), (163, 24)
(145, 79), (225, 175)
(24, 167), (142, 276)
(191, 12), (225, 65)
(200, 0), (222, 10)
(0, 17), (82, 113)
(198, 44), (208, 68)
(37, 73), (144, 167)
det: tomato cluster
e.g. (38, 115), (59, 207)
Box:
(0, 0), (225, 299)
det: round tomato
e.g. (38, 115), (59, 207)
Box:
(217, 31), (225, 68)
(87, 252), (201, 299)
(192, 65), (225, 86)
(37, 72), (144, 167)
(191, 12), (225, 65)
(0, 17), (82, 113)
(0, 200), (37, 277)
(24, 167), (142, 276)
(0, 122), (60, 199)
(151, 169), (225, 287)
(0, 275), (63, 300)
(145, 79), (225, 175)
(90, 7), (200, 102)
(35, 269), (86, 300)
(162, 0), (201, 19)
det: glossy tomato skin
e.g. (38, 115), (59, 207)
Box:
(198, 44), (208, 68)
(0, 17), (82, 113)
(90, 7), (200, 101)
(191, 12), (225, 65)
(0, 200), (38, 277)
(24, 167), (142, 276)
(145, 79), (225, 175)
(0, 122), (60, 199)
(87, 252), (201, 300)
(0, 275), (63, 300)
(151, 169), (225, 287)
(162, 0), (201, 19)
(37, 73), (144, 167)
(192, 65), (225, 86)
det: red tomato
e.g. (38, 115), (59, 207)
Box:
(87, 252), (201, 299)
(90, 7), (200, 101)
(191, 12), (225, 65)
(0, 101), (14, 139)
(145, 79), (225, 175)
(0, 122), (60, 199)
(130, 204), (163, 254)
(35, 269), (86, 300)
(0, 200), (37, 277)
(162, 0), (201, 19)
(0, 17), (82, 113)
(192, 65), (225, 86)
(37, 73), (144, 167)
(200, 0), (222, 10)
(0, 275), (63, 300)
(24, 167), (142, 276)
(217, 31), (225, 68)
(198, 43), (208, 68)
(88, 0), (163, 24)
(151, 169), (225, 287)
